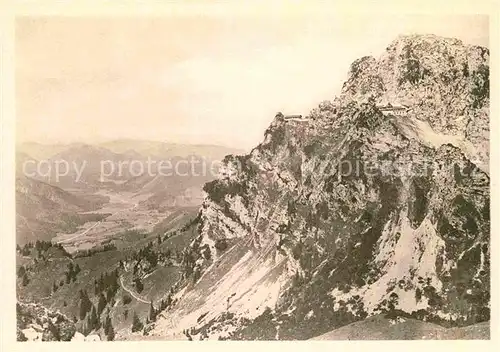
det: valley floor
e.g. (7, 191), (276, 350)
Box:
(51, 190), (172, 253)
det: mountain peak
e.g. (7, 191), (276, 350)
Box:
(148, 34), (490, 340)
(340, 33), (489, 170)
(388, 33), (466, 47)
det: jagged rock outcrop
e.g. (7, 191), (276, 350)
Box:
(148, 34), (489, 340)
(340, 34), (489, 171)
(17, 302), (77, 341)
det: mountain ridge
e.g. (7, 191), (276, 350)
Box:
(16, 176), (109, 244)
(145, 34), (490, 340)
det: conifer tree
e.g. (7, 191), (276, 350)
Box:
(103, 315), (111, 335)
(134, 278), (144, 293)
(22, 273), (29, 286)
(79, 290), (92, 320)
(87, 304), (99, 331)
(17, 265), (26, 278)
(131, 311), (143, 332)
(148, 301), (156, 321)
(97, 293), (107, 316)
(105, 315), (115, 341)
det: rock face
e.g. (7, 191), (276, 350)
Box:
(17, 302), (77, 341)
(340, 34), (489, 171)
(149, 35), (490, 340)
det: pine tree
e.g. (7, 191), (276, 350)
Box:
(52, 282), (58, 293)
(106, 316), (115, 341)
(122, 294), (132, 305)
(97, 293), (107, 316)
(22, 273), (29, 286)
(88, 304), (99, 331)
(86, 312), (92, 333)
(99, 274), (105, 293)
(148, 301), (156, 321)
(134, 278), (144, 293)
(131, 311), (143, 332)
(113, 269), (120, 288)
(82, 321), (88, 336)
(21, 244), (30, 256)
(79, 290), (92, 320)
(79, 302), (87, 321)
(103, 315), (111, 335)
(17, 265), (26, 278)
(47, 320), (61, 340)
(106, 287), (113, 303)
(93, 305), (100, 329)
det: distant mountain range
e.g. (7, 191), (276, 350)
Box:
(99, 139), (244, 161)
(18, 140), (244, 162)
(17, 140), (244, 192)
(15, 140), (243, 244)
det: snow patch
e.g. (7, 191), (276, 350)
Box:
(395, 117), (488, 173)
(332, 211), (445, 314)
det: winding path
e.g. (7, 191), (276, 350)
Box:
(57, 220), (104, 244)
(119, 277), (150, 304)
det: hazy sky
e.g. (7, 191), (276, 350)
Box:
(16, 14), (488, 149)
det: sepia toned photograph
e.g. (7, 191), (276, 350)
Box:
(9, 5), (491, 342)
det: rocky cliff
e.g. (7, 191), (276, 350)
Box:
(147, 34), (490, 340)
(340, 34), (489, 172)
(17, 302), (77, 341)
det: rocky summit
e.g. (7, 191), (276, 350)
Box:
(144, 34), (490, 340)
